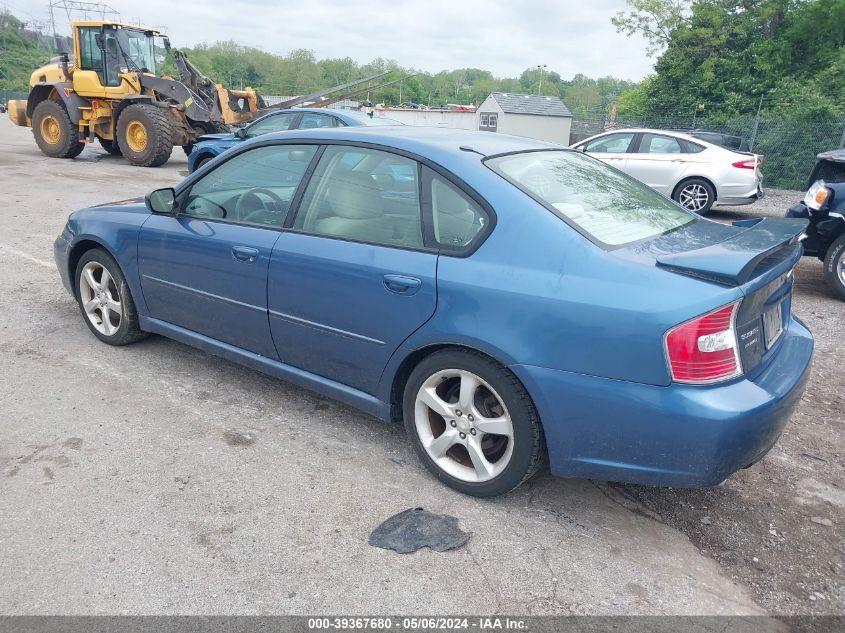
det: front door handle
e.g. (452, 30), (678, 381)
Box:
(383, 274), (421, 296)
(231, 246), (259, 263)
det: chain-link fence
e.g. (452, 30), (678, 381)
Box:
(0, 90), (28, 103)
(570, 112), (845, 191)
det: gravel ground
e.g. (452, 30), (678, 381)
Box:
(0, 118), (842, 618)
(623, 189), (845, 616)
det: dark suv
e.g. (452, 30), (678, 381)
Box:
(786, 149), (845, 300)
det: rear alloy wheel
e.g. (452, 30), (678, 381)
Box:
(823, 234), (845, 301)
(117, 103), (174, 167)
(674, 178), (715, 214)
(31, 100), (84, 159)
(75, 249), (147, 346)
(403, 349), (544, 497)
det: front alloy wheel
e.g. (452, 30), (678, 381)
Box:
(74, 248), (147, 346)
(403, 349), (544, 497)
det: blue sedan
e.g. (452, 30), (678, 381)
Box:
(54, 127), (813, 497)
(187, 108), (402, 173)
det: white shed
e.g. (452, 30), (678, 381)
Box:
(477, 92), (572, 145)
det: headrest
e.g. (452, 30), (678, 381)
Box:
(433, 180), (472, 217)
(327, 172), (384, 220)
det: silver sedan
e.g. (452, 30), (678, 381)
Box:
(572, 128), (763, 214)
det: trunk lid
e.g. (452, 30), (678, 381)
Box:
(653, 217), (807, 377)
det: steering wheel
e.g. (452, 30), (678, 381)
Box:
(234, 188), (285, 224)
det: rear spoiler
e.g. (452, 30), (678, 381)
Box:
(655, 217), (807, 286)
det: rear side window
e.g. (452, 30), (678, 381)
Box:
(426, 170), (488, 250)
(637, 134), (682, 154)
(487, 150), (695, 247)
(293, 145), (423, 249)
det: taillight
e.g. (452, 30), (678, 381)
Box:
(665, 302), (742, 384)
(732, 159), (757, 169)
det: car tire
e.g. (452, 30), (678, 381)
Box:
(403, 348), (545, 497)
(31, 100), (84, 159)
(194, 154), (214, 171)
(674, 178), (716, 214)
(74, 248), (148, 346)
(117, 103), (174, 167)
(823, 234), (845, 301)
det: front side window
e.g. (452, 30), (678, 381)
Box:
(638, 134), (682, 154)
(181, 144), (317, 228)
(487, 150), (694, 247)
(245, 112), (298, 138)
(294, 145), (423, 248)
(582, 133), (635, 154)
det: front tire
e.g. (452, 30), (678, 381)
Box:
(117, 103), (174, 167)
(403, 349), (544, 497)
(31, 100), (84, 159)
(823, 234), (845, 301)
(75, 249), (147, 346)
(674, 178), (716, 214)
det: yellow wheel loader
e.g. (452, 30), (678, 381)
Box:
(6, 20), (392, 167)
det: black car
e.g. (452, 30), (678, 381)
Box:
(786, 149), (845, 300)
(687, 129), (751, 152)
(0, 102), (7, 114)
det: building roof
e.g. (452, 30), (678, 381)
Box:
(488, 92), (572, 118)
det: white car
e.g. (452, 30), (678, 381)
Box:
(571, 129), (763, 214)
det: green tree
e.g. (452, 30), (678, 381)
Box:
(611, 0), (692, 57)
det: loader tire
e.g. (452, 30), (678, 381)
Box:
(117, 103), (174, 167)
(32, 100), (84, 159)
(98, 137), (122, 156)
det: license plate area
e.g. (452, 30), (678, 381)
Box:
(763, 301), (784, 349)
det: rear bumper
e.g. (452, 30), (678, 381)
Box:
(717, 185), (764, 207)
(511, 317), (813, 487)
(53, 233), (73, 296)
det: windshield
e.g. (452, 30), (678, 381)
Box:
(487, 150), (695, 247)
(114, 28), (156, 73)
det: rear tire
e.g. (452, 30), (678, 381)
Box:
(823, 234), (845, 301)
(31, 100), (84, 159)
(403, 348), (545, 497)
(192, 154), (214, 172)
(117, 103), (173, 167)
(673, 178), (716, 215)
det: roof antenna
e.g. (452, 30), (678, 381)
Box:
(459, 145), (484, 156)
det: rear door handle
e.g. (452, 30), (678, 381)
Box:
(231, 246), (259, 263)
(383, 274), (421, 296)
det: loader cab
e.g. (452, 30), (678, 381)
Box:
(72, 22), (164, 96)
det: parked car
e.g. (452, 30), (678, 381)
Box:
(685, 129), (751, 153)
(572, 128), (763, 214)
(0, 102), (6, 114)
(187, 108), (403, 172)
(54, 127), (813, 497)
(786, 149), (845, 300)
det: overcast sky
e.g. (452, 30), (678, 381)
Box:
(8, 0), (653, 81)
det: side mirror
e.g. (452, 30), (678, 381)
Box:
(145, 188), (177, 214)
(163, 36), (171, 51)
(235, 127), (248, 139)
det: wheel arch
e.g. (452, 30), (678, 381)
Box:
(387, 342), (522, 423)
(67, 238), (117, 294)
(27, 83), (89, 123)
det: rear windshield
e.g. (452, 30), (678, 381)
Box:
(486, 150), (695, 247)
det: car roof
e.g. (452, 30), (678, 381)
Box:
(251, 126), (562, 161)
(581, 128), (712, 145)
